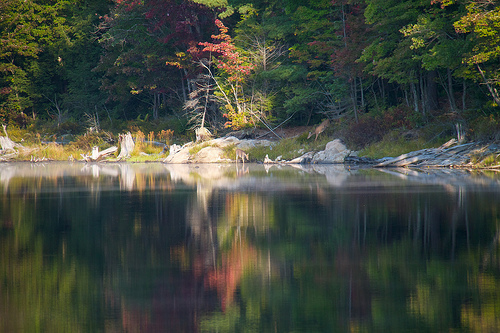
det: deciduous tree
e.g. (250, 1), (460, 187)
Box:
(197, 19), (255, 129)
(454, 0), (500, 105)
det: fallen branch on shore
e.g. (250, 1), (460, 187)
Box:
(81, 146), (118, 162)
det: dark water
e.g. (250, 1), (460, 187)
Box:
(1, 162), (499, 332)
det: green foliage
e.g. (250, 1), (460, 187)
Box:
(343, 105), (423, 149)
(222, 143), (237, 159)
(475, 153), (500, 168)
(189, 142), (211, 155)
(127, 147), (165, 162)
(454, 2), (500, 104)
(0, 0), (499, 142)
(247, 136), (329, 161)
(469, 114), (500, 141)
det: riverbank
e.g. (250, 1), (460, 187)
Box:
(1, 125), (499, 168)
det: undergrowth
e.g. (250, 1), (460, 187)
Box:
(359, 130), (449, 159)
(247, 135), (331, 161)
(471, 153), (500, 168)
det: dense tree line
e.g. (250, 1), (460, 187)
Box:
(1, 0), (499, 137)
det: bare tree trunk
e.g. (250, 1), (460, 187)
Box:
(181, 68), (188, 103)
(371, 83), (379, 112)
(152, 92), (158, 120)
(404, 88), (410, 108)
(447, 68), (456, 111)
(351, 79), (358, 122)
(359, 77), (365, 110)
(378, 78), (385, 104)
(411, 82), (419, 113)
(44, 94), (64, 127)
(419, 70), (426, 115)
(462, 80), (467, 111)
(476, 64), (500, 105)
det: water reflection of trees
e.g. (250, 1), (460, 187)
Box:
(190, 167), (500, 332)
(0, 164), (500, 331)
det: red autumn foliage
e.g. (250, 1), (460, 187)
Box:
(198, 20), (254, 83)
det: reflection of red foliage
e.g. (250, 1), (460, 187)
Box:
(122, 307), (151, 332)
(105, 238), (257, 331)
(105, 264), (217, 332)
(206, 238), (256, 311)
(2, 219), (13, 229)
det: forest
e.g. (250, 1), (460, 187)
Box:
(1, 0), (500, 152)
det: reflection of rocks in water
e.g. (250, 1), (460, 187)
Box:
(186, 184), (218, 269)
(164, 164), (236, 188)
(378, 167), (500, 190)
(312, 164), (351, 187)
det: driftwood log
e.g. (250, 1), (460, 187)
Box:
(81, 146), (118, 162)
(374, 139), (481, 168)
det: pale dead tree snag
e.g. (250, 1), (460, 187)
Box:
(117, 132), (135, 160)
(245, 36), (286, 118)
(195, 127), (213, 142)
(0, 124), (23, 154)
(43, 94), (66, 127)
(84, 111), (101, 133)
(476, 64), (500, 105)
(456, 123), (466, 143)
(183, 72), (218, 141)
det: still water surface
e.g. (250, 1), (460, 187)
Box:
(0, 162), (499, 332)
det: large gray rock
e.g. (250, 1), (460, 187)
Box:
(206, 136), (240, 147)
(190, 146), (232, 163)
(163, 142), (193, 163)
(312, 139), (351, 164)
(164, 141), (232, 163)
(237, 139), (273, 150)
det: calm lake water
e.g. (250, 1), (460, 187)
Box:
(1, 162), (499, 332)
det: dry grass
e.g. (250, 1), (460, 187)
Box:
(18, 142), (87, 161)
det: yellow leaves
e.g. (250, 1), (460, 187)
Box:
(454, 3), (500, 36)
(400, 17), (435, 50)
(165, 61), (181, 68)
(410, 37), (425, 50)
(431, 0), (455, 9)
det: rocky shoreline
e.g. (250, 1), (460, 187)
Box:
(163, 135), (500, 169)
(164, 136), (356, 164)
(1, 127), (499, 168)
